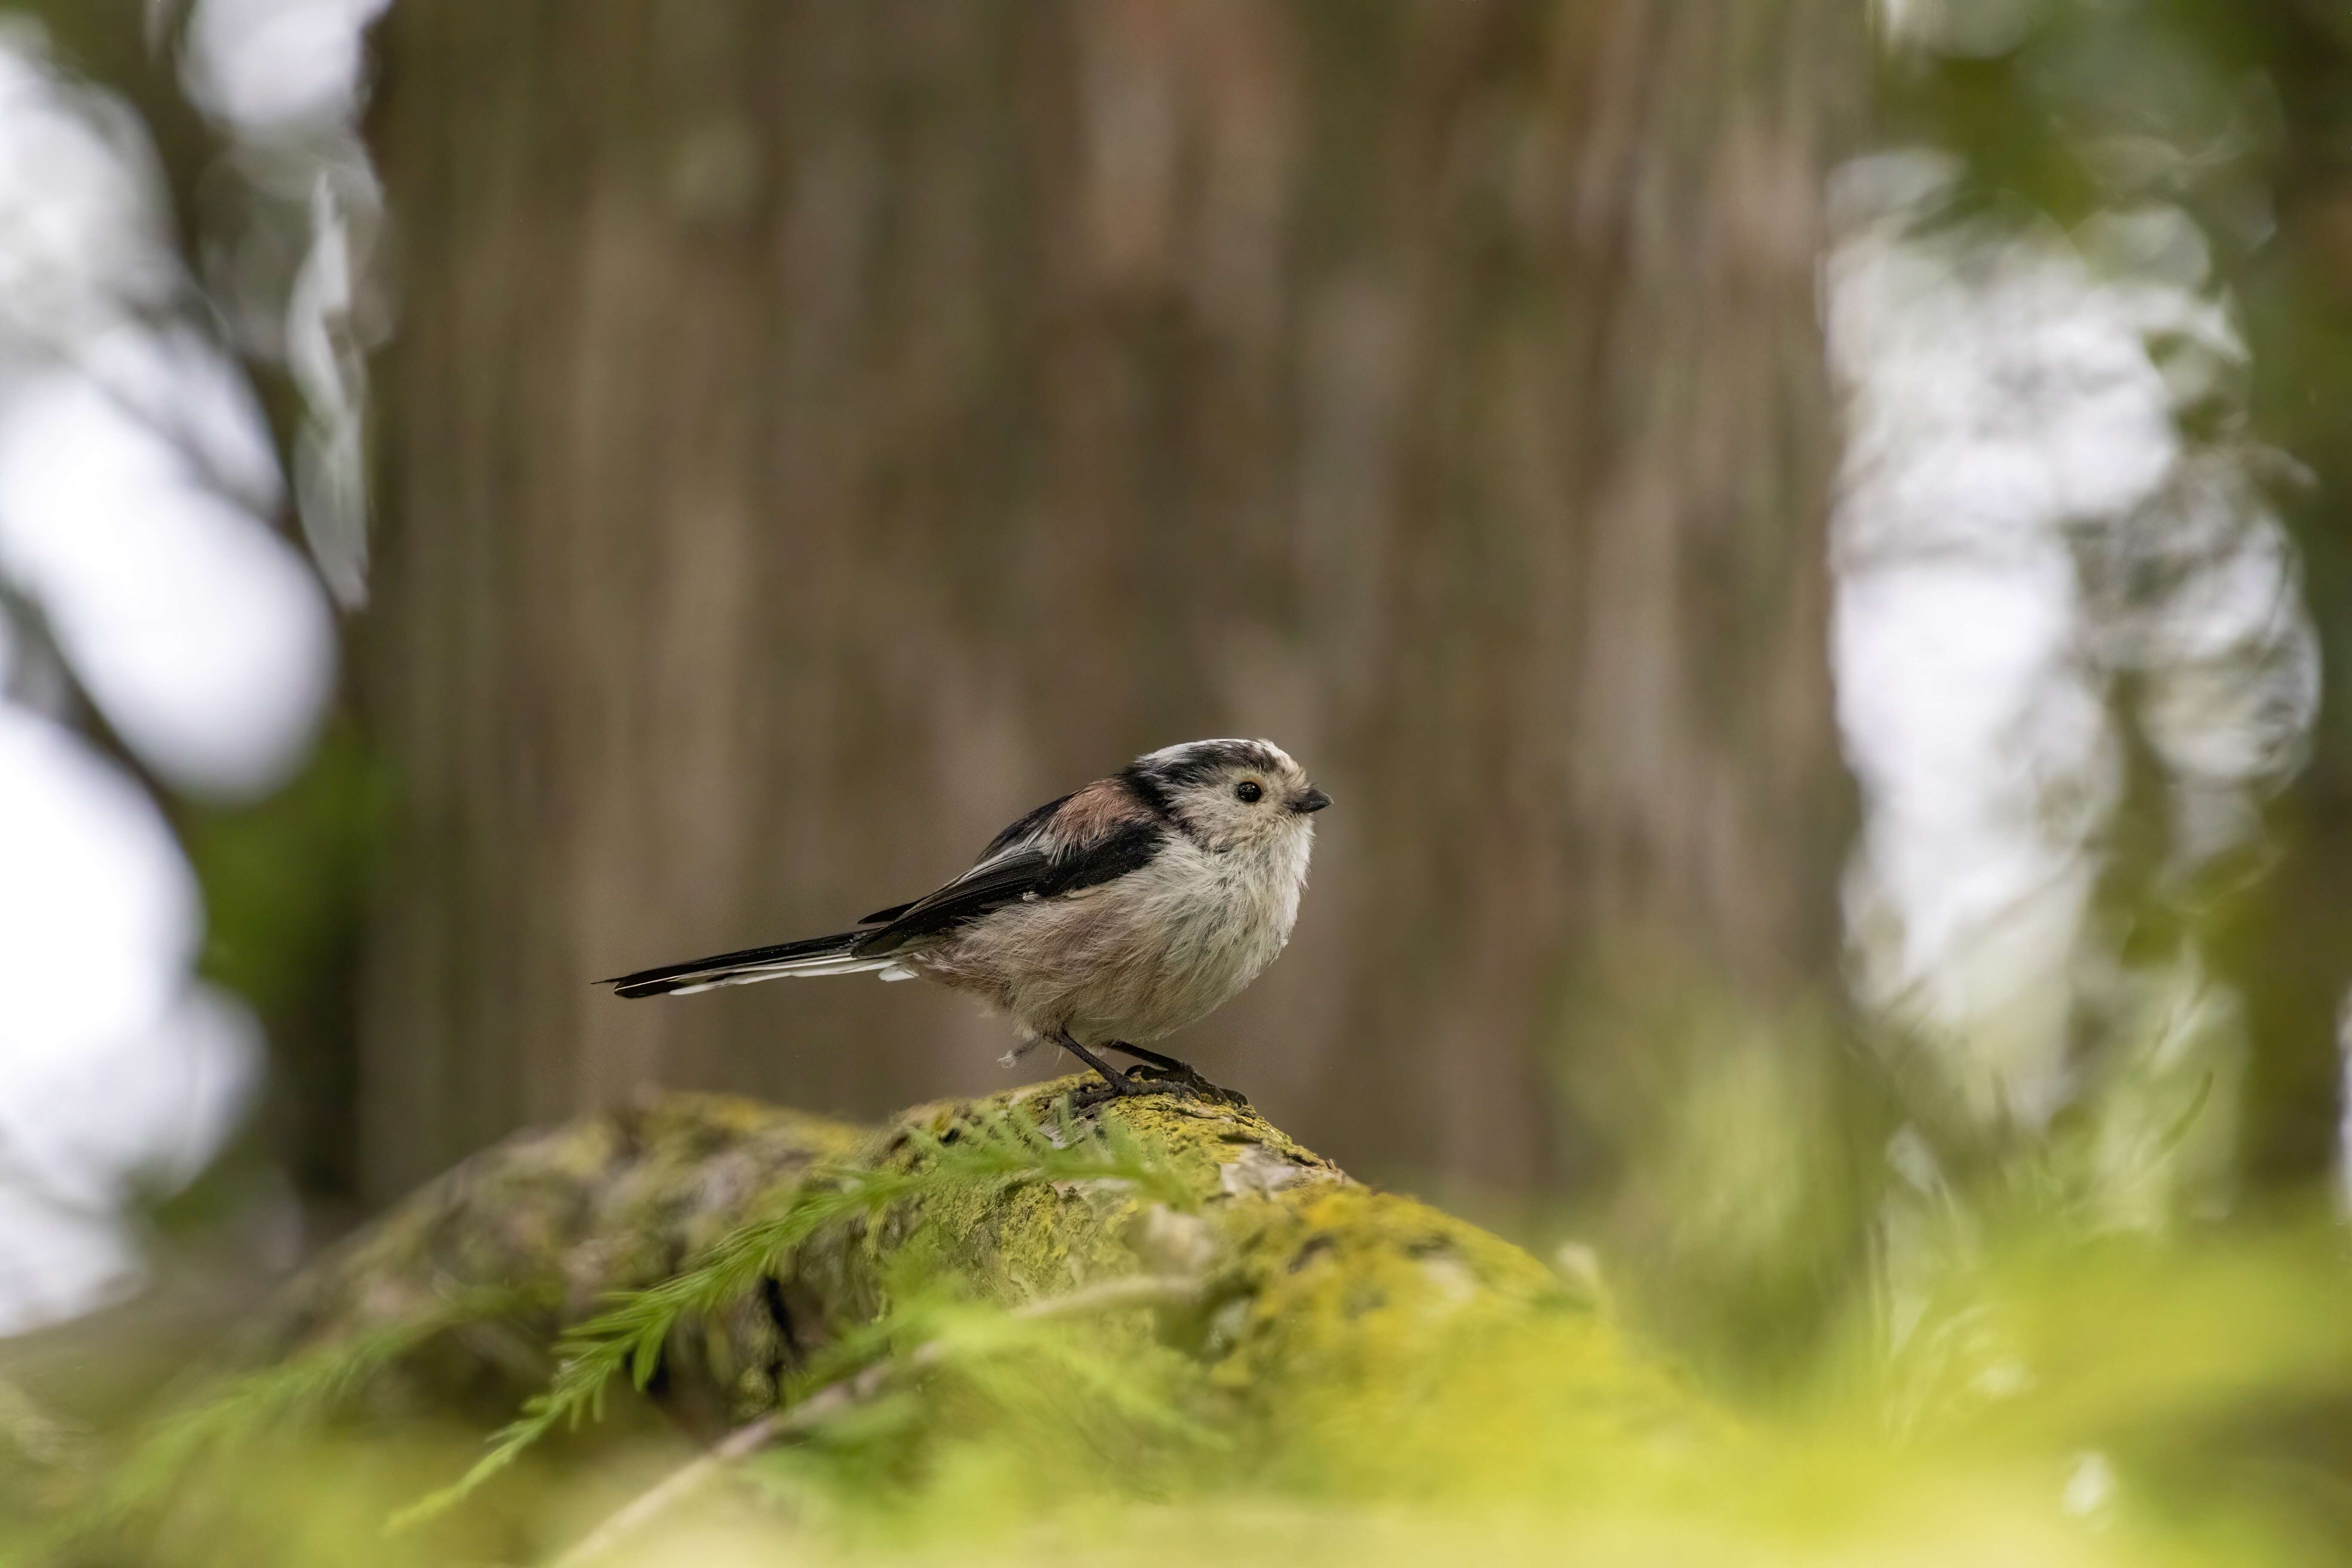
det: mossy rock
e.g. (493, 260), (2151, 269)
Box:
(263, 1078), (1712, 1491)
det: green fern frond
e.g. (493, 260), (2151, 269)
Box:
(392, 1101), (1188, 1531)
(80, 1282), (545, 1537)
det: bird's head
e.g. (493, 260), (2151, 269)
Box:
(1124, 738), (1330, 853)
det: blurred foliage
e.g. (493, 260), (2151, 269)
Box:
(180, 720), (383, 1202)
(4, 1183), (2351, 1565)
(1870, 0), (2352, 1197)
(182, 721), (381, 1027)
(4, 0), (2352, 1561)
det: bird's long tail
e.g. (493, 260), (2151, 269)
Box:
(601, 931), (915, 998)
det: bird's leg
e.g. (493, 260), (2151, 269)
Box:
(1053, 1032), (1141, 1104)
(1056, 1033), (1249, 1110)
(1103, 1042), (1249, 1108)
(1103, 1042), (1191, 1075)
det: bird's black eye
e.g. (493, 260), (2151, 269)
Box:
(1235, 780), (1264, 803)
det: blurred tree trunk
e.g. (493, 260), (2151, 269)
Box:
(361, 0), (1857, 1210)
(2223, 14), (2352, 1192)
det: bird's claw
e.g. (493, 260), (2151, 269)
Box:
(1068, 1075), (1139, 1112)
(1058, 1032), (1250, 1112)
(1068, 1066), (1247, 1112)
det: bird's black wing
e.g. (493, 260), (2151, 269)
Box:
(855, 791), (1077, 925)
(851, 818), (1163, 955)
(976, 791), (1076, 861)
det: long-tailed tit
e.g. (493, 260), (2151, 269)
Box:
(603, 739), (1330, 1103)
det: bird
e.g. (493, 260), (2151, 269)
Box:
(601, 738), (1330, 1105)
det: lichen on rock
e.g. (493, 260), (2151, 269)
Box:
(258, 1075), (1711, 1501)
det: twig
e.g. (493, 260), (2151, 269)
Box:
(546, 1275), (1203, 1568)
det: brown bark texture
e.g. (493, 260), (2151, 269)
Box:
(361, 0), (1857, 1207)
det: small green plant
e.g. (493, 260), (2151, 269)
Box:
(392, 1103), (1194, 1531)
(65, 1282), (547, 1544)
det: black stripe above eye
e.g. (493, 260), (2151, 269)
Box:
(1117, 765), (1173, 818)
(1128, 740), (1283, 792)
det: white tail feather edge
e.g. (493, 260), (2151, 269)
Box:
(664, 952), (910, 995)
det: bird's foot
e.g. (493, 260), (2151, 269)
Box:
(1067, 1069), (1243, 1113)
(1102, 1042), (1249, 1107)
(1057, 1034), (1249, 1111)
(1067, 1074), (1142, 1112)
(1056, 1034), (1151, 1111)
(1114, 1061), (1250, 1108)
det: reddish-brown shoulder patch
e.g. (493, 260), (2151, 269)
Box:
(1054, 778), (1145, 844)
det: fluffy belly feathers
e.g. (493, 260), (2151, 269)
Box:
(921, 835), (1306, 1045)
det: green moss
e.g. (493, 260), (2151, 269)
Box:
(1195, 1183), (1709, 1498)
(52, 1085), (2352, 1567)
(828, 1079), (1340, 1308)
(252, 1077), (1700, 1504)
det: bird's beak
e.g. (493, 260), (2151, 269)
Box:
(1293, 786), (1332, 815)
